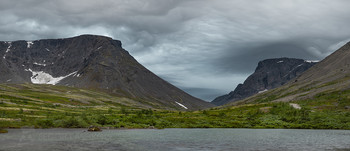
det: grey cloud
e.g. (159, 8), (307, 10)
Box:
(213, 41), (318, 74)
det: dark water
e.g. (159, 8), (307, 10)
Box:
(0, 128), (350, 151)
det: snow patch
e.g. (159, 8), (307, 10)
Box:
(277, 61), (284, 63)
(290, 103), (301, 109)
(5, 42), (12, 53)
(296, 64), (304, 68)
(304, 60), (319, 63)
(27, 41), (33, 48)
(74, 73), (81, 77)
(6, 79), (11, 82)
(45, 48), (50, 52)
(3, 42), (12, 59)
(33, 62), (47, 66)
(175, 101), (188, 109)
(282, 64), (304, 78)
(258, 89), (268, 93)
(25, 68), (77, 85)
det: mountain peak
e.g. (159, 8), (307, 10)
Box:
(212, 57), (316, 106)
(0, 36), (213, 110)
(65, 34), (122, 48)
(75, 34), (112, 39)
(256, 58), (307, 71)
(234, 41), (350, 106)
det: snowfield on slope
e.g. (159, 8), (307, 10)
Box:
(25, 69), (77, 85)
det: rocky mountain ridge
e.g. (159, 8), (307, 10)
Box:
(0, 35), (213, 110)
(227, 42), (350, 106)
(212, 58), (316, 105)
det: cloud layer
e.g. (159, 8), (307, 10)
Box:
(1, 0), (350, 101)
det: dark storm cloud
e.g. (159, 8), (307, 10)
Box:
(1, 0), (350, 101)
(214, 40), (326, 74)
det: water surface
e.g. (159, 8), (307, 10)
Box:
(1, 128), (350, 151)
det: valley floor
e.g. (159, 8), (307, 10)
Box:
(1, 84), (350, 130)
(1, 100), (350, 130)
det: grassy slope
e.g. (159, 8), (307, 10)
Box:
(1, 83), (350, 129)
(0, 84), (172, 129)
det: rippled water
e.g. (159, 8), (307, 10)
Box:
(1, 128), (350, 151)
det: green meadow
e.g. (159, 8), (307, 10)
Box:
(1, 84), (350, 131)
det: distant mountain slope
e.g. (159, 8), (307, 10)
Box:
(228, 42), (350, 106)
(212, 58), (316, 106)
(0, 35), (213, 110)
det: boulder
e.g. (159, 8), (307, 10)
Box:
(88, 125), (101, 132)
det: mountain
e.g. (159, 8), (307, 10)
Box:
(212, 58), (316, 105)
(229, 42), (350, 105)
(0, 35), (213, 110)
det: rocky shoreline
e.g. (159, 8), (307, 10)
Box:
(0, 129), (8, 133)
(0, 126), (158, 133)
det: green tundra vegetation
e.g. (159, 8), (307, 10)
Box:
(0, 84), (350, 130)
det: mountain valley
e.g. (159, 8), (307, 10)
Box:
(1, 36), (350, 130)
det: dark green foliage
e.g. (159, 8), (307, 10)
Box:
(0, 95), (22, 100)
(121, 107), (129, 115)
(81, 112), (91, 124)
(19, 108), (23, 114)
(96, 115), (108, 126)
(43, 104), (57, 108)
(202, 110), (208, 115)
(61, 117), (86, 128)
(108, 108), (113, 114)
(36, 119), (54, 128)
(0, 111), (7, 118)
(218, 112), (226, 117)
(268, 103), (311, 124)
(157, 120), (171, 129)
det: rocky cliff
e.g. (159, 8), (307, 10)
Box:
(212, 58), (316, 105)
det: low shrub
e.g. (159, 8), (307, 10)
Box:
(36, 119), (54, 128)
(61, 117), (87, 128)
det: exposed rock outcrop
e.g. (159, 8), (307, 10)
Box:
(212, 58), (316, 105)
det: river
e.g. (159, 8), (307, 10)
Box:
(0, 128), (350, 151)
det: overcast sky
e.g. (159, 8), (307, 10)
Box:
(1, 0), (350, 101)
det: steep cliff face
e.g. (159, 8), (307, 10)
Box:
(0, 35), (213, 110)
(225, 42), (350, 106)
(212, 58), (316, 105)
